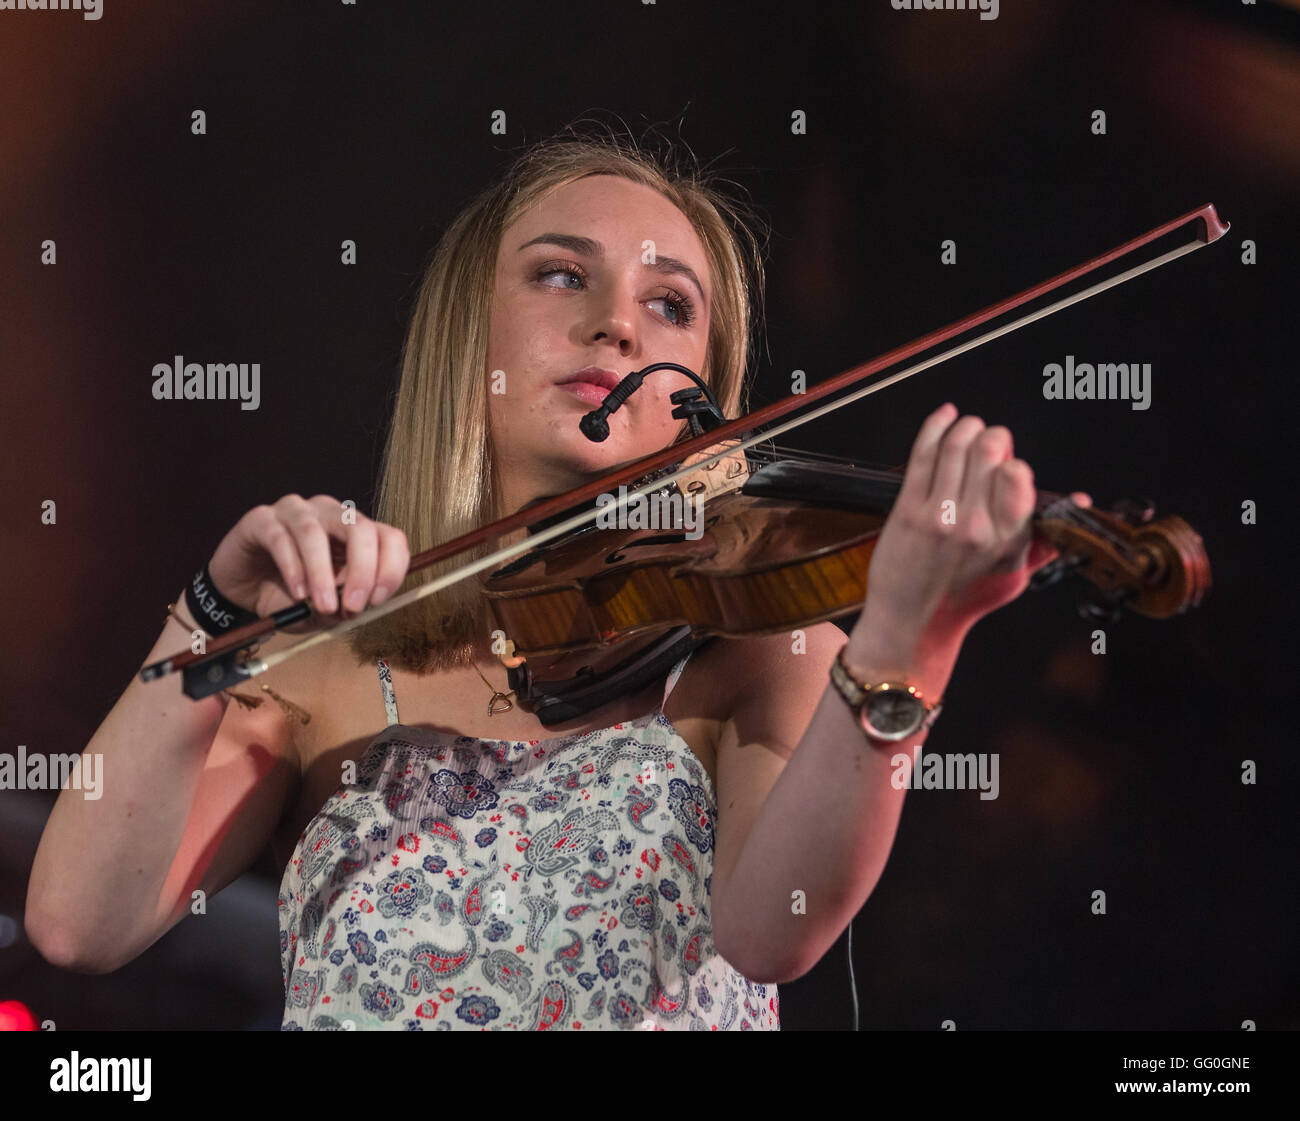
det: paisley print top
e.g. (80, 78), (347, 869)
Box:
(278, 652), (779, 1030)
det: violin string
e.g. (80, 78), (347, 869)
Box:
(1066, 508), (1133, 552)
(743, 443), (903, 481)
(249, 236), (1205, 677)
(1039, 495), (1137, 558)
(747, 446), (1127, 553)
(747, 443), (900, 473)
(747, 450), (1133, 553)
(751, 443), (865, 466)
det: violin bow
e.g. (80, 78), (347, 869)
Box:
(142, 203), (1229, 698)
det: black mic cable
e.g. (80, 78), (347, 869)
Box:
(579, 362), (725, 442)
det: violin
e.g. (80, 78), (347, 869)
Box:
(141, 203), (1226, 723)
(482, 444), (1209, 723)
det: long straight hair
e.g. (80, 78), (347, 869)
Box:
(348, 123), (769, 672)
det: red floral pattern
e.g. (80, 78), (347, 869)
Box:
(277, 656), (779, 1031)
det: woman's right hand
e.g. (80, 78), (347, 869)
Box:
(207, 494), (411, 623)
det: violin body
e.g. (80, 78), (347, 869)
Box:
(482, 455), (1210, 723)
(482, 458), (889, 724)
(483, 481), (885, 658)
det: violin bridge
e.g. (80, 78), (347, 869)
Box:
(672, 439), (750, 504)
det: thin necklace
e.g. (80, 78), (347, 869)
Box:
(471, 660), (515, 716)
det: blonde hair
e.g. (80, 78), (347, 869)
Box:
(347, 120), (769, 672)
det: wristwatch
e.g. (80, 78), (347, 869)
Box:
(829, 645), (943, 744)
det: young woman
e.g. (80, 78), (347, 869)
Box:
(26, 129), (1083, 1030)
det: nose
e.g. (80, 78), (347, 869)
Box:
(583, 280), (640, 355)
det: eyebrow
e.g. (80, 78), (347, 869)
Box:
(516, 232), (708, 311)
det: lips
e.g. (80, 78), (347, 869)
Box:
(555, 366), (623, 407)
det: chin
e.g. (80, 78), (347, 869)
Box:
(549, 421), (664, 477)
(561, 431), (638, 472)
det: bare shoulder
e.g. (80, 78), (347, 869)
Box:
(682, 623), (846, 751)
(236, 629), (358, 775)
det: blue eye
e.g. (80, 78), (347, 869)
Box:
(534, 259), (698, 330)
(538, 265), (584, 290)
(648, 294), (697, 328)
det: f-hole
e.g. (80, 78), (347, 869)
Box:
(605, 533), (690, 565)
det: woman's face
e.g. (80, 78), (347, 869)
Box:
(486, 174), (713, 513)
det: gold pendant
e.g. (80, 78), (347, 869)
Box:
(488, 691), (515, 715)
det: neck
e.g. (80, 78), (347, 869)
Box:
(494, 455), (594, 524)
(494, 452), (654, 528)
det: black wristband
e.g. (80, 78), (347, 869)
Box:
(185, 563), (259, 635)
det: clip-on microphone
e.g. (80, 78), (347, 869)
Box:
(579, 362), (726, 442)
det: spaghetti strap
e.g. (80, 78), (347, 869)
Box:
(281, 638), (777, 1031)
(383, 651), (689, 726)
(377, 658), (400, 727)
(659, 648), (694, 713)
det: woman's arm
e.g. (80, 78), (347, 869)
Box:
(711, 404), (1079, 982)
(26, 493), (407, 973)
(24, 600), (303, 973)
(709, 620), (963, 984)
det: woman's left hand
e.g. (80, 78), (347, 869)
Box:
(856, 402), (1090, 656)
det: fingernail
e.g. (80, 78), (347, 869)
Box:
(371, 585), (390, 605)
(346, 588), (365, 611)
(294, 583), (308, 600)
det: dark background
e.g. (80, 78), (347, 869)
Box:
(1, 0), (1296, 1031)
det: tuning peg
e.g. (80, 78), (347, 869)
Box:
(1075, 587), (1134, 624)
(1110, 497), (1157, 525)
(1076, 598), (1122, 624)
(1030, 553), (1087, 591)
(1030, 559), (1068, 590)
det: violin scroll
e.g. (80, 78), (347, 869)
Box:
(1033, 497), (1211, 621)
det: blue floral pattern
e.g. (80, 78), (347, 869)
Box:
(278, 655), (779, 1030)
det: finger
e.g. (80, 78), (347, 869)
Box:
(339, 517), (379, 615)
(372, 525), (410, 605)
(1025, 535), (1059, 573)
(929, 414), (986, 510)
(301, 497), (380, 616)
(253, 507), (309, 601)
(1070, 490), (1092, 508)
(990, 458), (1036, 540)
(895, 402), (958, 510)
(279, 500), (339, 615)
(959, 425), (1012, 512)
(307, 496), (378, 614)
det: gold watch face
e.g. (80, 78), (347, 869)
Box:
(862, 688), (925, 741)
